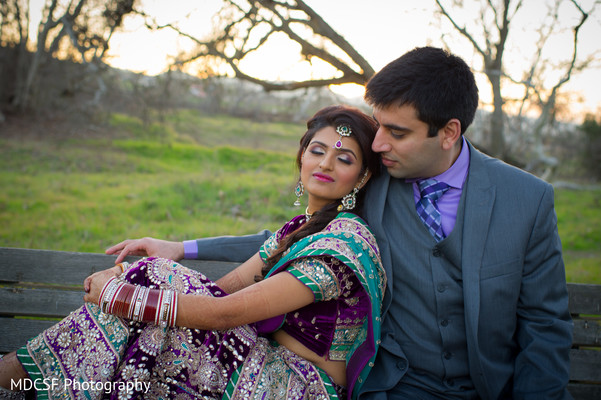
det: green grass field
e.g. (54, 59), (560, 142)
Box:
(1, 111), (599, 283)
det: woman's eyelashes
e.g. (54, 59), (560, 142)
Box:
(308, 144), (355, 165)
(309, 146), (325, 156)
(337, 155), (353, 165)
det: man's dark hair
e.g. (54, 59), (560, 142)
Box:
(364, 46), (479, 137)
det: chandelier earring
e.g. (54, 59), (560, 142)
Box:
(294, 179), (304, 207)
(337, 169), (369, 212)
(338, 188), (359, 211)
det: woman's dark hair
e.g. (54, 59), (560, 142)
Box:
(260, 105), (380, 277)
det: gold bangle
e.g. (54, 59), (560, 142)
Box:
(116, 263), (125, 273)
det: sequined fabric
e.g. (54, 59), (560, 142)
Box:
(17, 212), (384, 400)
(19, 258), (255, 400)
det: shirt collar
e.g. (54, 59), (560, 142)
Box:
(406, 136), (470, 189)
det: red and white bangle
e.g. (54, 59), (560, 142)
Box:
(99, 277), (120, 313)
(98, 278), (178, 328)
(156, 289), (177, 328)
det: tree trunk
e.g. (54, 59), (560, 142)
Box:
(488, 72), (506, 158)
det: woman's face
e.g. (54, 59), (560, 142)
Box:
(300, 126), (367, 213)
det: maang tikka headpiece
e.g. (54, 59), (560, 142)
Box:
(334, 124), (352, 149)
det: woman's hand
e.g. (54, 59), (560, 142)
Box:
(106, 237), (185, 264)
(83, 266), (120, 304)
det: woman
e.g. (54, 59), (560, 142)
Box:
(0, 105), (385, 400)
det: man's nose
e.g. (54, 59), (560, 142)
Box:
(372, 128), (390, 153)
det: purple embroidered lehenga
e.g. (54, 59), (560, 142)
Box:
(16, 212), (385, 400)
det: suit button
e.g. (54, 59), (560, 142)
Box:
(397, 360), (407, 370)
(440, 319), (448, 327)
(443, 351), (452, 360)
(432, 247), (442, 257)
(437, 284), (446, 293)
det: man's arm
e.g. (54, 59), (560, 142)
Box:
(184, 230), (273, 263)
(513, 184), (573, 399)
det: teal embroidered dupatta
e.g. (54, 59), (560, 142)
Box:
(260, 212), (386, 398)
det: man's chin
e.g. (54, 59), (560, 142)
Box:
(385, 167), (406, 179)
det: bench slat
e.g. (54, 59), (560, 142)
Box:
(0, 318), (58, 354)
(569, 348), (601, 382)
(569, 283), (601, 316)
(0, 247), (239, 285)
(572, 318), (601, 347)
(0, 287), (84, 318)
(567, 383), (601, 400)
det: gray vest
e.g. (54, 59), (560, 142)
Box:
(382, 179), (477, 397)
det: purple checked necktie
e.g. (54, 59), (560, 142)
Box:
(416, 179), (450, 242)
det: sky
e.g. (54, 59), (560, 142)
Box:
(30, 0), (601, 119)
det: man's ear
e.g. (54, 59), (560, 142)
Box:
(440, 118), (462, 150)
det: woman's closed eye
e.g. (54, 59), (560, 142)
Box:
(309, 146), (325, 156)
(337, 155), (354, 165)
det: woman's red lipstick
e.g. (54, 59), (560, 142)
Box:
(313, 173), (334, 182)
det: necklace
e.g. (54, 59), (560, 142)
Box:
(305, 206), (313, 221)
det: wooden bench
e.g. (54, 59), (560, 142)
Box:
(1, 246), (600, 399)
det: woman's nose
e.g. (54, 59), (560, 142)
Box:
(319, 153), (335, 170)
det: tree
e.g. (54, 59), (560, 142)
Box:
(1, 0), (136, 113)
(434, 0), (598, 162)
(141, 0), (375, 91)
(142, 0), (599, 170)
(580, 113), (601, 180)
(0, 0), (29, 120)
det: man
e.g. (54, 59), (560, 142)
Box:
(108, 47), (573, 399)
(355, 46), (572, 399)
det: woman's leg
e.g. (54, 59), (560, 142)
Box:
(0, 351), (28, 391)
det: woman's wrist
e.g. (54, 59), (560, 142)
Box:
(113, 262), (131, 274)
(99, 277), (178, 328)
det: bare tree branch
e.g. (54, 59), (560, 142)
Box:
(142, 0), (374, 92)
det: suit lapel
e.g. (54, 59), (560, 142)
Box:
(364, 172), (395, 311)
(461, 142), (496, 392)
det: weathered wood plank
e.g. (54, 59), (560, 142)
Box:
(569, 349), (601, 382)
(0, 317), (57, 354)
(572, 318), (601, 347)
(0, 247), (239, 284)
(567, 383), (601, 400)
(569, 283), (601, 316)
(0, 287), (84, 318)
(0, 247), (118, 285)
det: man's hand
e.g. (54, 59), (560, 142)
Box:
(106, 237), (185, 264)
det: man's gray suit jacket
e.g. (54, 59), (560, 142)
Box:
(358, 142), (572, 399)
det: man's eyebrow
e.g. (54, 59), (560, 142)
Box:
(372, 115), (411, 132)
(384, 124), (412, 132)
(373, 118), (411, 133)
